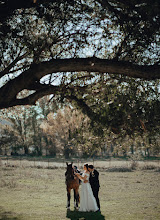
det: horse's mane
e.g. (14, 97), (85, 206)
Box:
(65, 163), (75, 181)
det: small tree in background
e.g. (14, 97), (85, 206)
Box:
(40, 106), (106, 158)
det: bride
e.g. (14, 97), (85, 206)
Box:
(75, 163), (99, 212)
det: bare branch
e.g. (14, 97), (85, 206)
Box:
(0, 51), (29, 78)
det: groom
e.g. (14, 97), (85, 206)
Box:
(88, 164), (100, 210)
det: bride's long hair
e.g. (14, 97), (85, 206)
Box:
(83, 163), (89, 170)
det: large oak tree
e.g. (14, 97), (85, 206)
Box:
(0, 0), (160, 135)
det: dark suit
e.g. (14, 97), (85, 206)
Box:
(89, 169), (100, 209)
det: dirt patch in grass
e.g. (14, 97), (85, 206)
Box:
(104, 167), (133, 172)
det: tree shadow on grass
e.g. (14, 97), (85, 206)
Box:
(0, 207), (22, 220)
(66, 209), (105, 220)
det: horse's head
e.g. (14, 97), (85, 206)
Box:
(65, 162), (74, 180)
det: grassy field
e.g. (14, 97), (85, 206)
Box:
(0, 164), (160, 220)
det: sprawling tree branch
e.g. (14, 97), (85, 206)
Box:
(27, 58), (160, 80)
(4, 85), (60, 108)
(0, 57), (159, 109)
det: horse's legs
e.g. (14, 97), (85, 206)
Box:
(67, 188), (71, 209)
(73, 189), (76, 208)
(77, 189), (80, 208)
(74, 188), (79, 209)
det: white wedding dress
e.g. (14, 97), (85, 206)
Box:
(79, 172), (99, 212)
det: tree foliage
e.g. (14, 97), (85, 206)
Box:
(40, 106), (104, 158)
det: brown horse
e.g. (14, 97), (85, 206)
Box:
(65, 162), (80, 210)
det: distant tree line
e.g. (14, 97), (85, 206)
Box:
(0, 94), (159, 159)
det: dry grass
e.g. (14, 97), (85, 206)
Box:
(0, 162), (160, 220)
